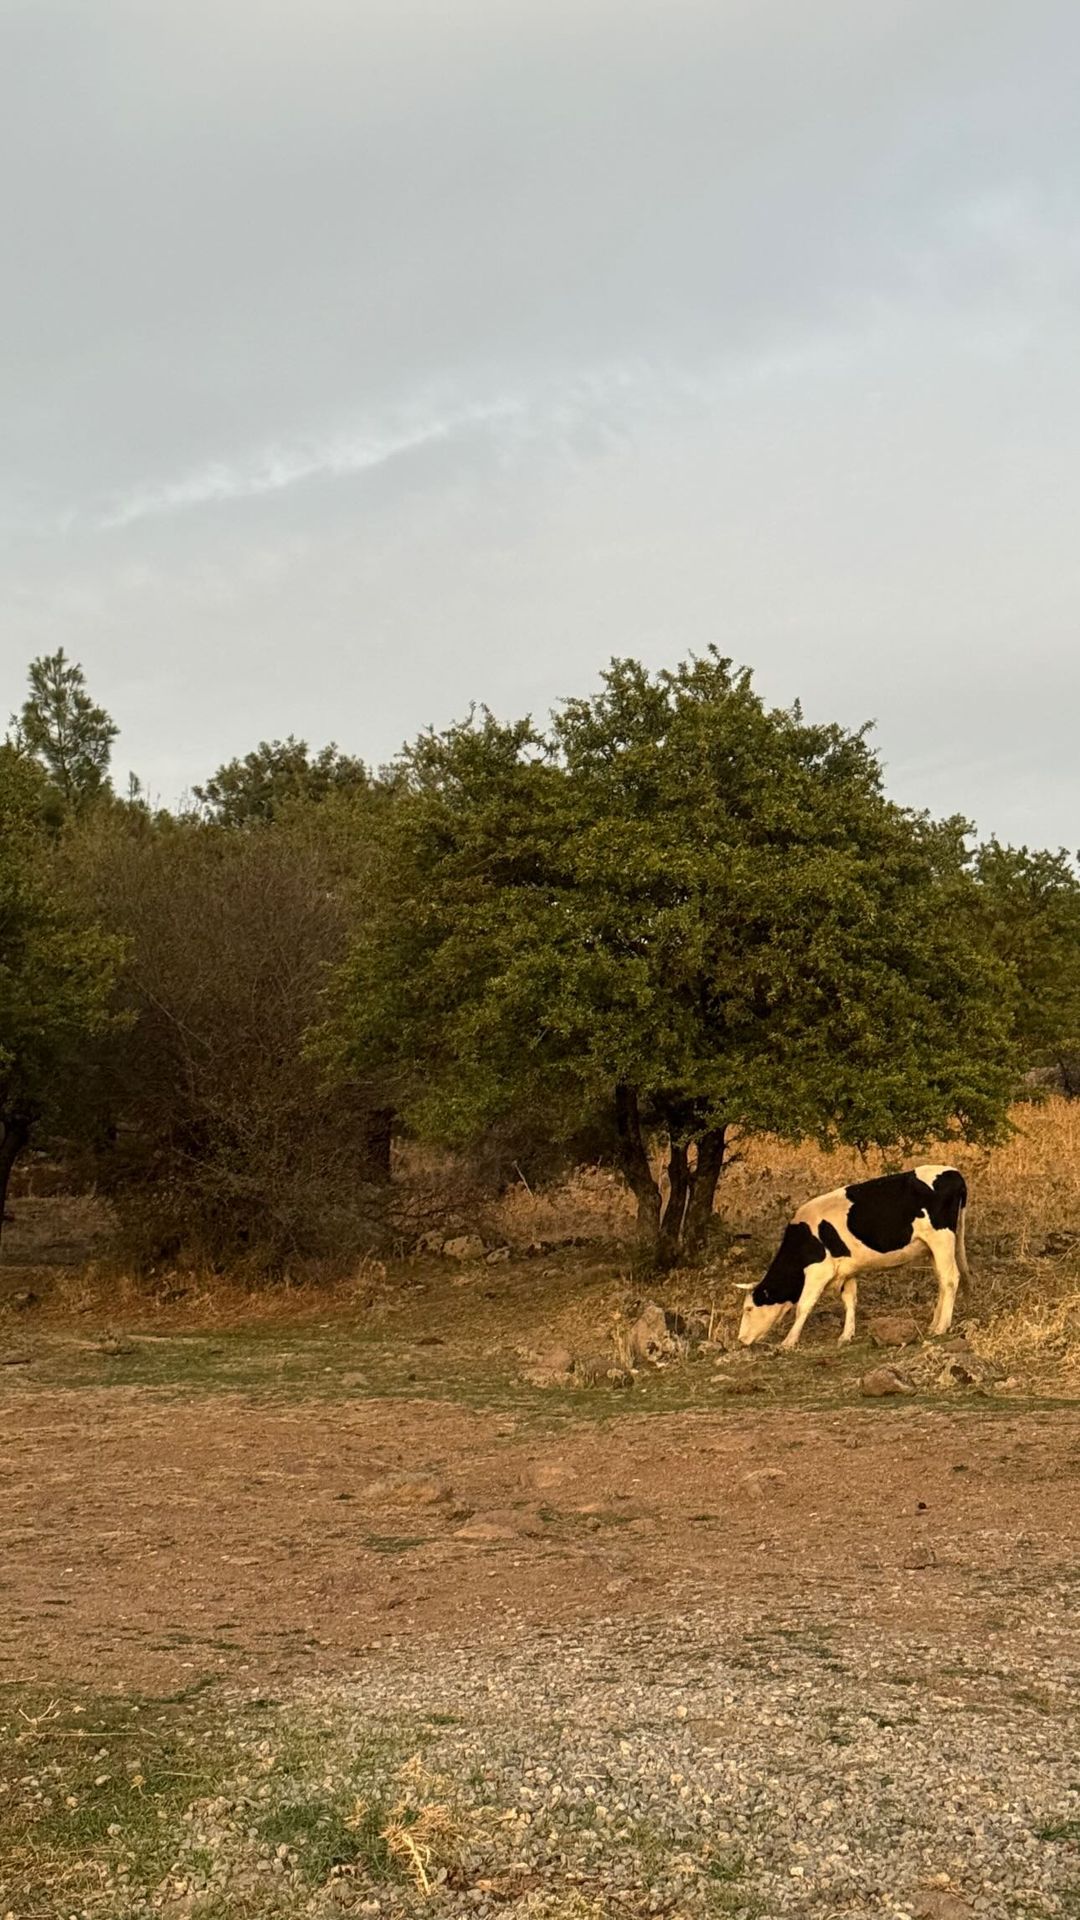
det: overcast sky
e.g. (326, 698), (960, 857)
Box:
(2, 0), (1078, 844)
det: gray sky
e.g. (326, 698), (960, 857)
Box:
(2, 0), (1078, 845)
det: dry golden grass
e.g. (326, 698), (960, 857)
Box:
(482, 1163), (631, 1246)
(968, 1290), (1080, 1383)
(484, 1096), (1080, 1254)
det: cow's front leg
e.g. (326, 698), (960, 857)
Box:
(838, 1275), (857, 1344)
(780, 1261), (835, 1350)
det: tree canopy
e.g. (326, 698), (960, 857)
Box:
(0, 746), (122, 1235)
(14, 649), (118, 815)
(193, 737), (370, 828)
(330, 654), (1019, 1263)
(975, 840), (1080, 1094)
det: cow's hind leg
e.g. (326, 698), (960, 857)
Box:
(956, 1205), (971, 1282)
(780, 1260), (836, 1350)
(922, 1228), (963, 1336)
(838, 1274), (857, 1345)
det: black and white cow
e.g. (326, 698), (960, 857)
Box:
(736, 1165), (970, 1350)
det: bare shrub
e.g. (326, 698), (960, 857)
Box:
(76, 817), (391, 1274)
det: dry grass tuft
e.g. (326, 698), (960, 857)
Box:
(968, 1292), (1080, 1383)
(382, 1801), (464, 1894)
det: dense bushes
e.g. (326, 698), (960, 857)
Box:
(67, 804), (392, 1272)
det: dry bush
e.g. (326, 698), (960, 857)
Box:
(75, 820), (392, 1274)
(482, 1162), (632, 1247)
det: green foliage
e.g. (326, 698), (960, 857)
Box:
(193, 735), (370, 828)
(14, 648), (118, 814)
(0, 746), (122, 1218)
(974, 841), (1080, 1091)
(330, 654), (1018, 1257)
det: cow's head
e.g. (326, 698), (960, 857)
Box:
(736, 1221), (823, 1345)
(735, 1282), (790, 1346)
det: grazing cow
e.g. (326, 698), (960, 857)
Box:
(736, 1165), (970, 1350)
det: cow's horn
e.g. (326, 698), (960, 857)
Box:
(732, 1281), (753, 1292)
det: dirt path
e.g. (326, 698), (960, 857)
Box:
(3, 1386), (1077, 1693)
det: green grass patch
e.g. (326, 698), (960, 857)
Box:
(255, 1791), (393, 1883)
(0, 1680), (239, 1915)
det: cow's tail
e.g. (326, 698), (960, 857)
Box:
(956, 1196), (971, 1281)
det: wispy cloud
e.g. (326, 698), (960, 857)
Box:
(86, 300), (999, 536)
(99, 394), (527, 529)
(89, 354), (790, 533)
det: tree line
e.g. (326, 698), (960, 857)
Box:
(2, 647), (1078, 1271)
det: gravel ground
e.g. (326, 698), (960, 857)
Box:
(148, 1609), (1080, 1920)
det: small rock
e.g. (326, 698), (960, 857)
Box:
(0, 1352), (31, 1367)
(414, 1231), (446, 1255)
(572, 1350), (629, 1387)
(454, 1515), (517, 1542)
(860, 1366), (916, 1397)
(364, 1472), (453, 1506)
(485, 1246), (511, 1264)
(8, 1290), (39, 1311)
(942, 1358), (980, 1385)
(627, 1302), (685, 1366)
(867, 1313), (922, 1348)
(742, 1467), (786, 1487)
(521, 1343), (574, 1387)
(912, 1892), (974, 1920)
(442, 1234), (485, 1261)
(525, 1460), (575, 1491)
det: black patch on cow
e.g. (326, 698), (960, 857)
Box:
(818, 1219), (851, 1259)
(844, 1169), (963, 1254)
(927, 1168), (967, 1233)
(753, 1221), (825, 1306)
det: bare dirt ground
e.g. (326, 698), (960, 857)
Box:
(2, 1386), (1079, 1696)
(1, 1205), (1078, 1917)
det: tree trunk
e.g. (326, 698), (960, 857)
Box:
(614, 1083), (662, 1247)
(682, 1126), (727, 1257)
(0, 1114), (31, 1253)
(362, 1107), (394, 1184)
(657, 1139), (691, 1268)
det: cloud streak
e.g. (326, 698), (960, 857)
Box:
(99, 394), (527, 528)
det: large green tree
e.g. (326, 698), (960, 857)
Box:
(330, 654), (1017, 1264)
(15, 650), (118, 814)
(975, 841), (1080, 1095)
(0, 747), (121, 1239)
